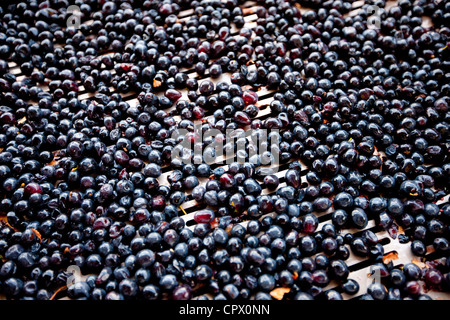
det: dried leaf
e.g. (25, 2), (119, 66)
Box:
(17, 117), (27, 125)
(242, 8), (255, 15)
(383, 251), (399, 264)
(225, 224), (233, 235)
(210, 217), (219, 229)
(0, 215), (18, 231)
(373, 145), (381, 157)
(30, 228), (42, 243)
(292, 272), (298, 280)
(153, 79), (162, 87)
(412, 258), (426, 269)
(416, 94), (426, 99)
(270, 287), (290, 300)
(49, 285), (68, 300)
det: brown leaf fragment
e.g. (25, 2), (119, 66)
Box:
(270, 287), (291, 300)
(225, 224), (233, 235)
(49, 285), (68, 300)
(383, 251), (399, 264)
(210, 217), (219, 229)
(412, 258), (426, 269)
(0, 215), (19, 231)
(373, 145), (382, 157)
(18, 117), (27, 125)
(30, 228), (42, 243)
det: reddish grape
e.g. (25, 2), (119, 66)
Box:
(234, 111), (251, 125)
(194, 209), (215, 224)
(165, 89), (182, 101)
(24, 183), (42, 195)
(243, 90), (258, 105)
